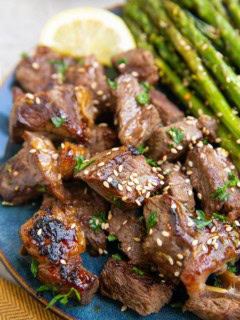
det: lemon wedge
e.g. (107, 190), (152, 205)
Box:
(39, 7), (136, 65)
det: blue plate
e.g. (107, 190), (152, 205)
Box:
(0, 7), (199, 320)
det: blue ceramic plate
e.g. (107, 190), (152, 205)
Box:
(0, 6), (199, 320)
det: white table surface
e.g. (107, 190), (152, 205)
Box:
(0, 0), (124, 283)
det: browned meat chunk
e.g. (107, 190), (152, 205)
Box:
(147, 116), (203, 161)
(75, 146), (161, 208)
(198, 115), (218, 143)
(88, 124), (118, 155)
(10, 84), (91, 143)
(0, 131), (70, 205)
(114, 74), (161, 147)
(112, 48), (159, 85)
(150, 88), (184, 125)
(143, 195), (240, 296)
(12, 86), (25, 103)
(15, 46), (67, 93)
(185, 145), (240, 215)
(161, 162), (195, 210)
(108, 206), (148, 265)
(58, 142), (89, 179)
(100, 258), (173, 316)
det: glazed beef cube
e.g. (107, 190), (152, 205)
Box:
(9, 84), (90, 143)
(114, 74), (161, 147)
(185, 145), (240, 215)
(162, 162), (195, 210)
(147, 116), (203, 161)
(15, 46), (68, 93)
(88, 124), (118, 155)
(75, 146), (161, 208)
(38, 256), (99, 305)
(198, 115), (218, 143)
(150, 88), (184, 125)
(12, 86), (25, 103)
(143, 195), (240, 296)
(112, 48), (159, 85)
(108, 205), (148, 265)
(0, 131), (69, 205)
(99, 258), (172, 316)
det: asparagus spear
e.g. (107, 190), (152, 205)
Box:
(211, 0), (230, 21)
(223, 0), (240, 29)
(178, 0), (240, 69)
(164, 0), (240, 111)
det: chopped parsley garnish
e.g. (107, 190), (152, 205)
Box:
(136, 91), (150, 105)
(141, 81), (152, 92)
(163, 169), (172, 175)
(228, 171), (240, 187)
(146, 158), (158, 167)
(112, 253), (121, 261)
(46, 287), (80, 309)
(227, 262), (237, 274)
(147, 211), (157, 233)
(192, 210), (212, 229)
(21, 52), (29, 59)
(131, 266), (145, 276)
(167, 127), (184, 145)
(89, 211), (107, 233)
(137, 145), (149, 154)
(37, 284), (57, 293)
(212, 213), (228, 222)
(107, 78), (118, 90)
(203, 139), (208, 145)
(108, 234), (117, 242)
(38, 184), (46, 193)
(51, 116), (66, 128)
(139, 216), (145, 222)
(31, 258), (39, 278)
(212, 171), (240, 202)
(74, 156), (95, 175)
(4, 164), (11, 173)
(116, 57), (128, 64)
(108, 195), (123, 207)
(213, 276), (222, 287)
(2, 201), (14, 206)
(49, 60), (68, 82)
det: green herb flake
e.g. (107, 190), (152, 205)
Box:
(116, 57), (128, 65)
(49, 60), (68, 82)
(112, 253), (121, 261)
(108, 234), (117, 242)
(108, 195), (123, 207)
(2, 201), (14, 206)
(21, 52), (29, 59)
(51, 116), (66, 128)
(107, 78), (118, 90)
(203, 139), (208, 145)
(37, 284), (57, 293)
(212, 213), (228, 222)
(192, 210), (212, 229)
(212, 183), (230, 202)
(171, 302), (183, 308)
(4, 164), (11, 173)
(38, 184), (46, 193)
(141, 81), (152, 92)
(131, 266), (145, 276)
(228, 171), (240, 187)
(137, 145), (149, 154)
(146, 158), (158, 167)
(31, 258), (39, 278)
(227, 262), (237, 274)
(136, 91), (150, 105)
(167, 127), (184, 145)
(74, 156), (95, 175)
(89, 211), (107, 233)
(147, 211), (157, 233)
(46, 287), (80, 309)
(213, 276), (222, 287)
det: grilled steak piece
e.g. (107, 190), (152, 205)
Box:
(88, 124), (118, 155)
(161, 162), (195, 210)
(12, 86), (25, 103)
(75, 146), (161, 208)
(114, 74), (161, 147)
(58, 142), (89, 179)
(185, 145), (240, 215)
(198, 115), (218, 143)
(112, 48), (159, 85)
(147, 116), (203, 161)
(0, 131), (70, 205)
(143, 195), (240, 294)
(9, 84), (92, 143)
(99, 258), (173, 316)
(150, 88), (184, 125)
(15, 46), (67, 93)
(108, 205), (148, 265)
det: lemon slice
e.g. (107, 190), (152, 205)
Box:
(39, 7), (136, 65)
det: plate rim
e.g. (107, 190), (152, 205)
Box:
(0, 4), (123, 320)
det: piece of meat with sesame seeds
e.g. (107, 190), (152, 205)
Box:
(10, 84), (90, 144)
(161, 162), (195, 210)
(75, 146), (161, 208)
(113, 74), (161, 147)
(108, 205), (148, 266)
(12, 86), (25, 103)
(112, 48), (159, 85)
(0, 131), (70, 205)
(185, 145), (240, 215)
(99, 257), (173, 316)
(150, 88), (184, 125)
(146, 116), (203, 161)
(198, 115), (218, 143)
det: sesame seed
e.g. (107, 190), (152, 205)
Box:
(162, 231), (170, 237)
(127, 246), (131, 252)
(202, 244), (208, 252)
(215, 138), (222, 143)
(112, 147), (119, 151)
(149, 228), (153, 235)
(98, 248), (103, 255)
(128, 181), (134, 186)
(60, 259), (66, 265)
(121, 305), (127, 312)
(32, 62), (39, 70)
(84, 170), (89, 175)
(58, 174), (61, 180)
(132, 71), (139, 77)
(13, 171), (19, 176)
(188, 190), (193, 196)
(152, 167), (157, 173)
(71, 223), (76, 229)
(217, 112), (223, 117)
(174, 271), (180, 277)
(126, 186), (132, 192)
(197, 141), (203, 147)
(118, 165), (123, 173)
(211, 226), (216, 233)
(136, 199), (141, 206)
(171, 203), (177, 209)
(97, 90), (103, 96)
(176, 261), (182, 267)
(197, 193), (202, 200)
(237, 139), (240, 144)
(188, 220), (194, 227)
(146, 191), (151, 198)
(136, 185), (142, 191)
(171, 148), (178, 154)
(30, 149), (36, 153)
(234, 220), (240, 226)
(207, 238), (212, 245)
(106, 151), (111, 155)
(107, 177), (113, 183)
(168, 256), (174, 265)
(103, 181), (110, 188)
(177, 145), (183, 150)
(186, 171), (193, 176)
(37, 229), (42, 236)
(226, 225), (232, 232)
(108, 211), (112, 220)
(177, 254), (183, 260)
(114, 170), (119, 177)
(214, 243), (219, 250)
(188, 161), (193, 167)
(121, 196), (128, 201)
(98, 162), (105, 167)
(35, 97), (41, 104)
(25, 93), (34, 100)
(192, 239), (198, 246)
(117, 183), (123, 191)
